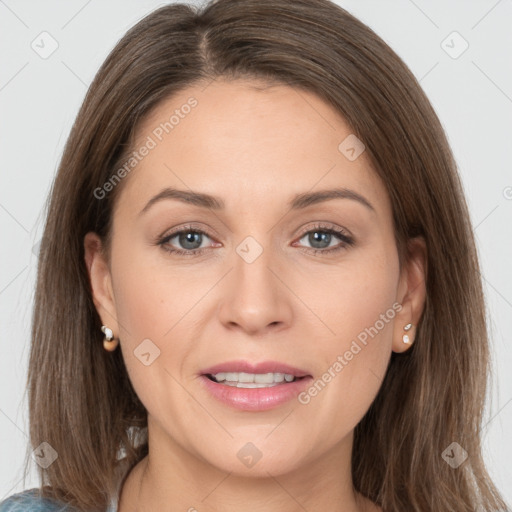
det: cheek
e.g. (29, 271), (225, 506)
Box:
(109, 240), (215, 407)
(112, 259), (165, 337)
(108, 246), (182, 389)
(111, 268), (191, 432)
(297, 246), (399, 431)
(110, 237), (198, 340)
(299, 243), (399, 348)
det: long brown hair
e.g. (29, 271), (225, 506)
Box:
(23, 0), (508, 510)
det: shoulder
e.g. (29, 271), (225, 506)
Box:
(0, 489), (74, 511)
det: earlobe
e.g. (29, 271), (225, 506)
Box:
(83, 232), (118, 333)
(392, 236), (427, 353)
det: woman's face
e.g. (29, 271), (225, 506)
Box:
(86, 79), (424, 478)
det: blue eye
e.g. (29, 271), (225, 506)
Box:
(294, 224), (354, 254)
(157, 223), (354, 257)
(158, 225), (213, 256)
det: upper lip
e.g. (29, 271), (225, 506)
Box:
(201, 360), (311, 378)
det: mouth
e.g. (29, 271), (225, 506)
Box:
(200, 360), (312, 389)
(198, 362), (314, 411)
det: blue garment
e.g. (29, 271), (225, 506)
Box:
(0, 489), (117, 512)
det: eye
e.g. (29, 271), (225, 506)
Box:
(293, 223), (354, 255)
(157, 224), (217, 256)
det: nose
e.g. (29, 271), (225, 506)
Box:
(217, 240), (293, 336)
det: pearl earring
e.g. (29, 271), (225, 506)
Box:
(101, 325), (119, 351)
(402, 323), (413, 344)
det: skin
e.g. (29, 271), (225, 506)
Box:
(84, 78), (426, 512)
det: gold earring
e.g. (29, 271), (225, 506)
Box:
(101, 325), (119, 351)
(402, 323), (413, 344)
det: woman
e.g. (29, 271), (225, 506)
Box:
(0, 0), (508, 510)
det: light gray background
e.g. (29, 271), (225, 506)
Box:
(1, 0), (511, 504)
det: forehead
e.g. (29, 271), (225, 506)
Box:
(116, 79), (390, 218)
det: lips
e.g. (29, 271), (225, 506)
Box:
(200, 360), (312, 378)
(198, 369), (314, 411)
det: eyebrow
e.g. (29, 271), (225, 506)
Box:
(139, 186), (375, 215)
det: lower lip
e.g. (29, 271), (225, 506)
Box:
(199, 375), (313, 411)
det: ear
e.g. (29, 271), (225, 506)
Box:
(392, 236), (427, 353)
(84, 232), (119, 336)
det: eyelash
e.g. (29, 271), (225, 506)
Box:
(156, 222), (354, 257)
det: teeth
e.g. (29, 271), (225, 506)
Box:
(211, 372), (297, 385)
(230, 382), (280, 388)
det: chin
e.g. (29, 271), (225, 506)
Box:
(197, 439), (307, 478)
